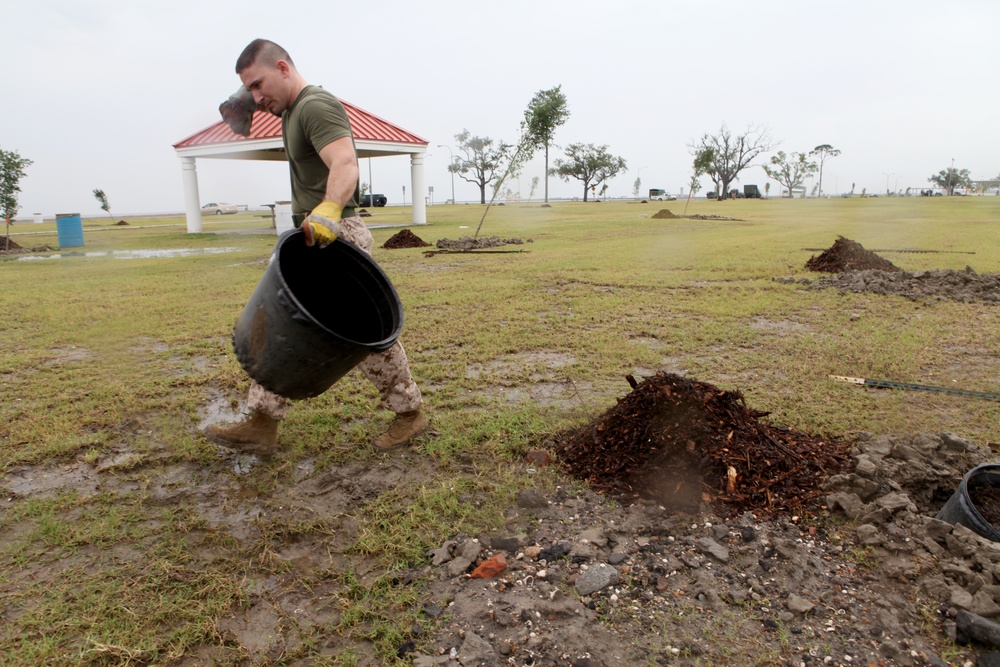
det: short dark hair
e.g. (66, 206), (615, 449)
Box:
(235, 39), (294, 74)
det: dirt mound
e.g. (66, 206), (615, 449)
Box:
(382, 229), (430, 249)
(115, 220), (129, 226)
(1, 237), (25, 253)
(436, 236), (524, 250)
(651, 209), (677, 219)
(554, 372), (850, 516)
(806, 236), (900, 273)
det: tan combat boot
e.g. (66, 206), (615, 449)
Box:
(372, 409), (429, 451)
(204, 411), (279, 455)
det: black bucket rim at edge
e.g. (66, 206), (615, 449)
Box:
(273, 228), (403, 351)
(936, 462), (1000, 542)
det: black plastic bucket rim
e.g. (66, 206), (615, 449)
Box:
(272, 230), (401, 351)
(935, 462), (1000, 542)
(232, 228), (404, 399)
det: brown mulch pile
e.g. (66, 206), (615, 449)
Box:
(651, 209), (677, 219)
(382, 229), (430, 249)
(115, 220), (129, 226)
(553, 372), (850, 516)
(806, 236), (900, 273)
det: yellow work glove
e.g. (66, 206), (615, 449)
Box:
(302, 201), (343, 248)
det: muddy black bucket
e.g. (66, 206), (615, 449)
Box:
(233, 229), (403, 400)
(935, 463), (1000, 542)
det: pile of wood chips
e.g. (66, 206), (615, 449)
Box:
(554, 372), (850, 517)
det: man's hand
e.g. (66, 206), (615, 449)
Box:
(219, 86), (256, 137)
(302, 201), (343, 248)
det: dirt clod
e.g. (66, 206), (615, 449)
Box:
(806, 236), (900, 273)
(382, 229), (431, 249)
(554, 371), (850, 516)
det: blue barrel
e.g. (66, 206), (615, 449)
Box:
(232, 228), (404, 399)
(55, 213), (84, 248)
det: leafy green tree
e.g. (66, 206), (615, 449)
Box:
(93, 189), (116, 223)
(928, 166), (972, 196)
(632, 176), (642, 201)
(551, 143), (627, 202)
(1, 148), (33, 222)
(521, 85), (570, 203)
(689, 124), (774, 200)
(809, 144), (841, 197)
(449, 130), (514, 205)
(762, 151), (818, 198)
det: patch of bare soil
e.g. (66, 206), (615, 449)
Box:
(686, 213), (742, 221)
(806, 236), (901, 273)
(407, 371), (1000, 666)
(650, 209), (742, 221)
(383, 229), (431, 249)
(411, 428), (993, 666)
(0, 238), (55, 256)
(810, 266), (1000, 305)
(435, 236), (526, 250)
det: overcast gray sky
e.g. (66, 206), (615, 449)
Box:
(6, 0), (998, 217)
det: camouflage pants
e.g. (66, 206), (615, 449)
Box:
(248, 215), (422, 420)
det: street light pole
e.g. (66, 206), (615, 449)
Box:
(438, 144), (456, 204)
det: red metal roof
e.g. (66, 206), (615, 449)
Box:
(173, 98), (427, 149)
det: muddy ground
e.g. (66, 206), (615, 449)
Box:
(4, 237), (1000, 666)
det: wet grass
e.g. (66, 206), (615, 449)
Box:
(1, 197), (999, 664)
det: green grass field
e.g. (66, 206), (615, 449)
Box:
(1, 196), (998, 664)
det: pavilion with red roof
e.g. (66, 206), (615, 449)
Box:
(173, 99), (429, 233)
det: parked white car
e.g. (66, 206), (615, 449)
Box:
(202, 202), (238, 215)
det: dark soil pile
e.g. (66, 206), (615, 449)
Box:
(806, 236), (900, 273)
(436, 236), (524, 250)
(651, 209), (677, 219)
(382, 229), (430, 249)
(554, 372), (850, 516)
(0, 237), (26, 254)
(115, 220), (129, 226)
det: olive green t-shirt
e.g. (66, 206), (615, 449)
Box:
(282, 85), (361, 216)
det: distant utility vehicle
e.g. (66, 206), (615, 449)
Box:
(360, 194), (388, 207)
(649, 189), (676, 201)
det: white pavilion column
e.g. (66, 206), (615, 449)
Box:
(180, 156), (203, 233)
(410, 153), (427, 225)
